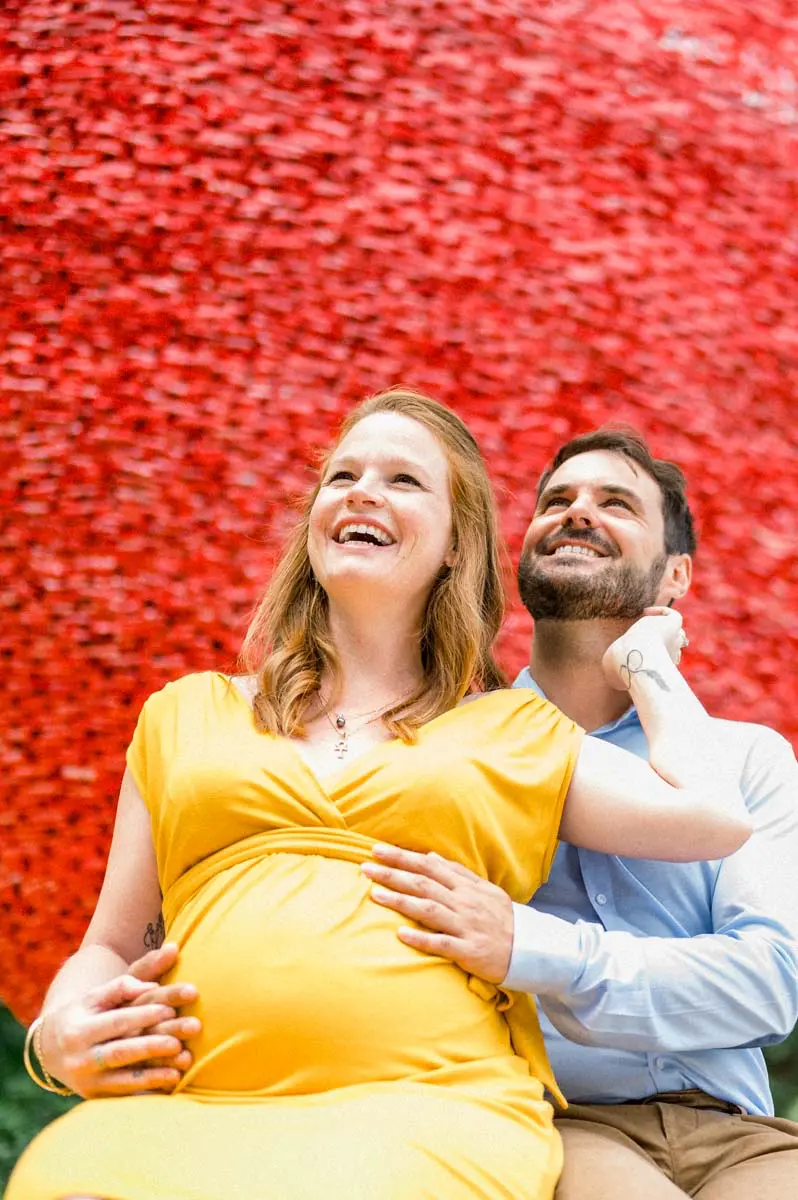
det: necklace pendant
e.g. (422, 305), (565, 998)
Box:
(335, 714), (346, 730)
(333, 735), (348, 759)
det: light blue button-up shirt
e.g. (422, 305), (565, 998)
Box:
(505, 668), (798, 1117)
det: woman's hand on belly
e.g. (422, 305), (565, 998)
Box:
(40, 944), (202, 1098)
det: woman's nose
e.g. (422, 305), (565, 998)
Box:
(346, 474), (384, 506)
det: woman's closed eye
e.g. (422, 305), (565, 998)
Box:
(393, 473), (421, 487)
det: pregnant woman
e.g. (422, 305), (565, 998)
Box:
(9, 388), (750, 1200)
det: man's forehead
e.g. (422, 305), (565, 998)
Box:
(544, 449), (654, 497)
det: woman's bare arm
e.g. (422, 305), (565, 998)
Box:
(42, 769), (164, 1010)
(36, 770), (200, 1097)
(561, 736), (751, 861)
(561, 610), (752, 861)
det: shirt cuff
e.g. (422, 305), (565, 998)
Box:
(502, 902), (584, 995)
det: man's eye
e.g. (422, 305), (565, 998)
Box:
(603, 498), (632, 510)
(327, 470), (356, 483)
(542, 497), (569, 509)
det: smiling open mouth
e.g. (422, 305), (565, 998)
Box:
(548, 543), (607, 559)
(335, 523), (395, 546)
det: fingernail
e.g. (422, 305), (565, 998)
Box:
(360, 863), (375, 876)
(371, 887), (390, 901)
(371, 843), (393, 855)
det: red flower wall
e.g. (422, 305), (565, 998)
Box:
(2, 1), (797, 1024)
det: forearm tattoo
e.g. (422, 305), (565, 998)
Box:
(619, 648), (671, 693)
(144, 911), (165, 950)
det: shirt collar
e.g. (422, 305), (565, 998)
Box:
(512, 666), (641, 737)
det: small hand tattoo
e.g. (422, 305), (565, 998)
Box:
(619, 649), (671, 692)
(144, 911), (165, 950)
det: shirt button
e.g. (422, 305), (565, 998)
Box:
(595, 893), (607, 906)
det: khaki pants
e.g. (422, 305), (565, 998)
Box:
(554, 1090), (798, 1199)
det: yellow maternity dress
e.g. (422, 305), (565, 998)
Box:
(9, 672), (583, 1200)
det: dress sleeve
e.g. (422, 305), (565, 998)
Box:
(533, 700), (583, 885)
(125, 687), (168, 815)
(493, 689), (584, 895)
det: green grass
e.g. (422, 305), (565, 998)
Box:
(0, 1006), (79, 1191)
(764, 1029), (798, 1123)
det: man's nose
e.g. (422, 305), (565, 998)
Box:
(562, 496), (597, 527)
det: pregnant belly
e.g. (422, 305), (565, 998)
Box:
(163, 853), (514, 1096)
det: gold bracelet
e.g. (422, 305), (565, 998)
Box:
(23, 1015), (74, 1096)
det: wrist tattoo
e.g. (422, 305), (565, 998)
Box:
(144, 911), (165, 950)
(619, 648), (671, 693)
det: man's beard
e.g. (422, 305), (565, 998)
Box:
(517, 546), (669, 621)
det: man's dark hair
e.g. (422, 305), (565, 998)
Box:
(536, 427), (698, 556)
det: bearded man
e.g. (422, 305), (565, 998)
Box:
(364, 428), (798, 1200)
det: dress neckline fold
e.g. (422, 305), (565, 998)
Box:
(213, 671), (517, 797)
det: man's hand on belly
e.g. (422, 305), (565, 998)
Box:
(361, 845), (514, 984)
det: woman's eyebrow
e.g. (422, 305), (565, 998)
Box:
(329, 452), (429, 474)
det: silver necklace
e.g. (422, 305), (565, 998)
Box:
(321, 693), (415, 760)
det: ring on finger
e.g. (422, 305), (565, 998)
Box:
(92, 1045), (107, 1069)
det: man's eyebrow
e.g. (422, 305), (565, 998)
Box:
(538, 482), (642, 504)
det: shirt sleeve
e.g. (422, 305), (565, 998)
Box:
(503, 726), (798, 1051)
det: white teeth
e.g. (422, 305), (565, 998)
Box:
(336, 523), (394, 546)
(553, 544), (603, 558)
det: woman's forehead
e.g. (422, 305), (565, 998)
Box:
(334, 412), (449, 472)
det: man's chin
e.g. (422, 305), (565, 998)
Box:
(517, 553), (666, 623)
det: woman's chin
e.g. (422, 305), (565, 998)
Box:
(324, 566), (430, 613)
(325, 566), (402, 598)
